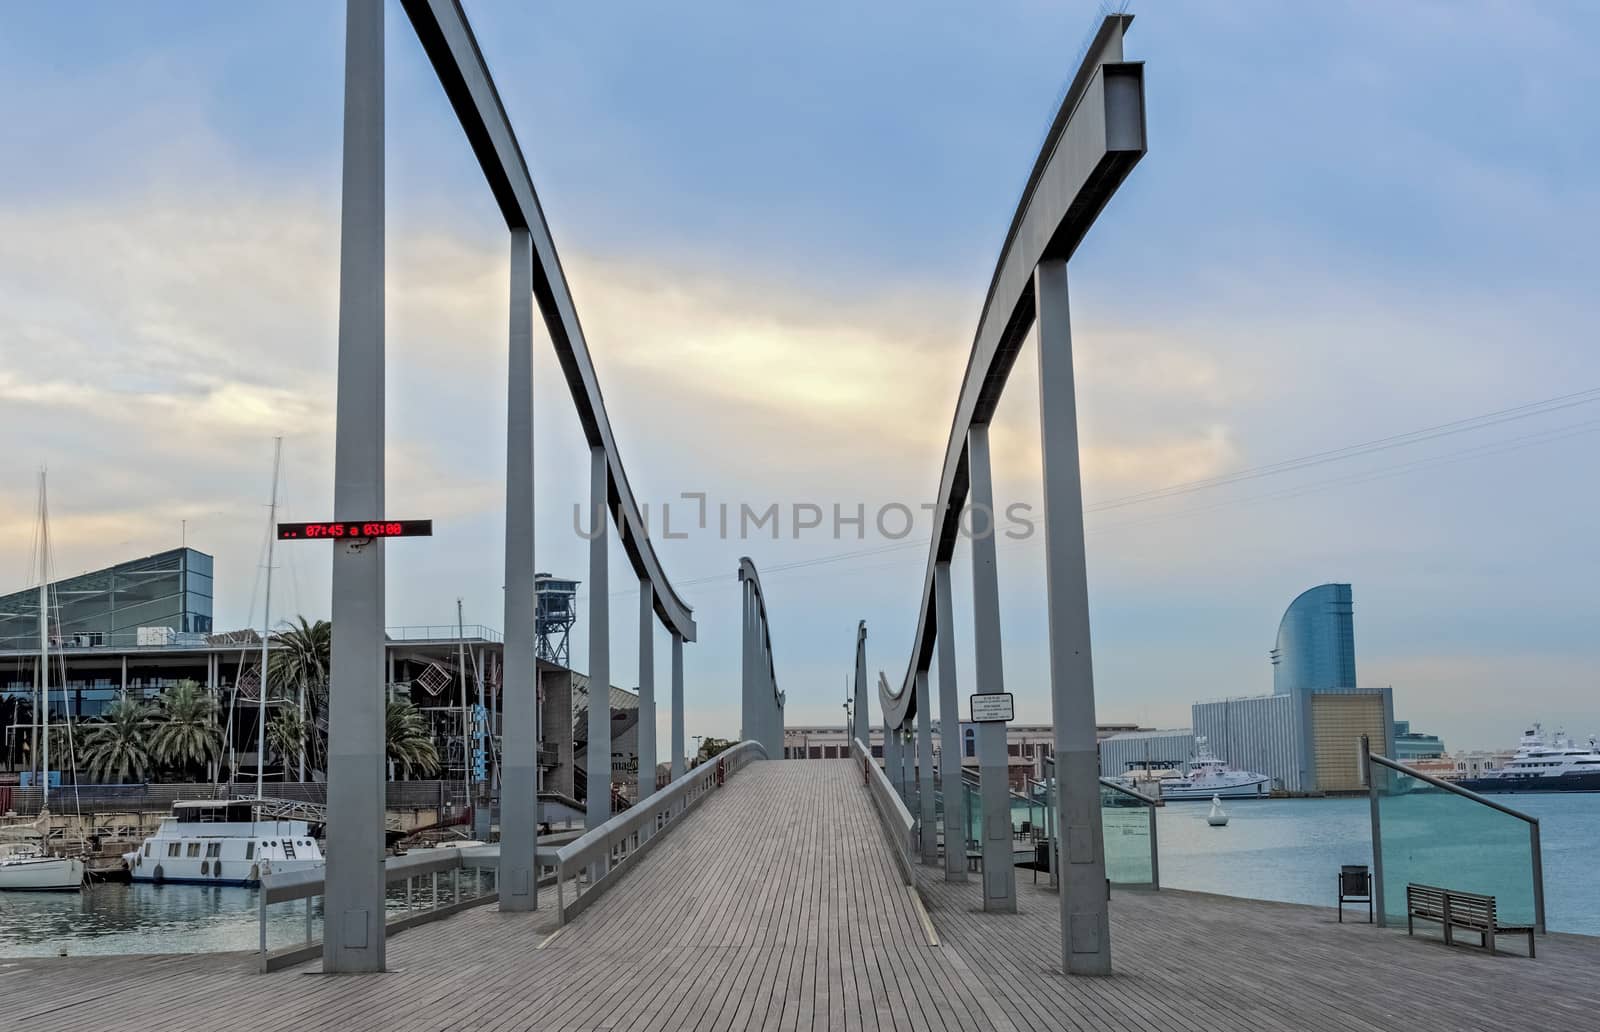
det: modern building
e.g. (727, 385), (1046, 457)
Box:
(1097, 728), (1195, 779)
(1186, 584), (1394, 793)
(1393, 719), (1445, 760)
(0, 547), (659, 814)
(788, 722), (1141, 792)
(0, 547), (214, 652)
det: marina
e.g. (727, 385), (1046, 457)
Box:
(5, 790), (1598, 958)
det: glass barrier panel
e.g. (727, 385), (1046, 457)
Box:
(1374, 763), (1536, 926)
(1100, 781), (1155, 886)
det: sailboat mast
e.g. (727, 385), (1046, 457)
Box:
(457, 598), (469, 818)
(258, 436), (283, 801)
(38, 470), (50, 813)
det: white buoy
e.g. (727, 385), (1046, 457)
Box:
(1206, 793), (1229, 827)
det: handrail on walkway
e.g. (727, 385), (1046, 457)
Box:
(852, 737), (915, 884)
(258, 842), (512, 972)
(1362, 739), (1545, 933)
(551, 740), (767, 924)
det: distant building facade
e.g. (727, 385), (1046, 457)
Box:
(0, 547), (214, 653)
(1393, 720), (1445, 760)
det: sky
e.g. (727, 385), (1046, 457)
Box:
(2, 1), (1597, 753)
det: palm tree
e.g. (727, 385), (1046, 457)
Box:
(269, 617), (331, 776)
(81, 697), (153, 783)
(386, 699), (439, 778)
(266, 705), (306, 774)
(150, 679), (222, 778)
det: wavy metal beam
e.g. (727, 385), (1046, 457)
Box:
(402, 0), (696, 641)
(879, 14), (1145, 727)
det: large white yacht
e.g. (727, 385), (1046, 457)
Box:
(1455, 725), (1600, 793)
(1116, 737), (1270, 801)
(124, 800), (324, 886)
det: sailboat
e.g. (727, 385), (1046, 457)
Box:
(1, 472), (86, 891)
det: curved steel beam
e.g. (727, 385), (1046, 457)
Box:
(738, 557), (783, 710)
(401, 0), (696, 640)
(880, 14), (1145, 727)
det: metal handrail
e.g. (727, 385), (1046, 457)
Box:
(551, 740), (766, 924)
(853, 737), (915, 884)
(257, 843), (511, 972)
(1363, 741), (1544, 934)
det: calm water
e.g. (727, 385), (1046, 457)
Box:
(3, 795), (1596, 956)
(1156, 793), (1600, 934)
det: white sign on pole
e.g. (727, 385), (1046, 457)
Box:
(969, 692), (1014, 723)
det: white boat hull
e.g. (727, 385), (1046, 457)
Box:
(0, 855), (84, 892)
(1157, 779), (1269, 801)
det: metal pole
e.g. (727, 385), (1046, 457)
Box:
(967, 425), (1015, 913)
(498, 226), (538, 912)
(1034, 258), (1108, 972)
(637, 580), (655, 801)
(670, 632), (685, 780)
(586, 447), (611, 833)
(934, 564), (966, 881)
(259, 435), (282, 803)
(323, 0), (386, 974)
(741, 582), (754, 743)
(1364, 735), (1386, 927)
(1530, 820), (1545, 934)
(458, 600), (470, 819)
(854, 623), (869, 752)
(916, 669), (937, 865)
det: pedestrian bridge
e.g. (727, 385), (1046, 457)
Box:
(5, 757), (1597, 1032)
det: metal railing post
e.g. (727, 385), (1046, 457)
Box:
(1364, 736), (1386, 927)
(1530, 820), (1546, 934)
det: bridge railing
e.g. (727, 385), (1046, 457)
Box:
(257, 843), (517, 972)
(852, 737), (915, 884)
(552, 740), (767, 924)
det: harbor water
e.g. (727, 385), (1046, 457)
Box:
(2, 794), (1596, 956)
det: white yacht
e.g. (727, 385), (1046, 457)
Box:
(124, 800), (324, 886)
(1455, 725), (1600, 793)
(0, 842), (85, 892)
(1117, 738), (1269, 800)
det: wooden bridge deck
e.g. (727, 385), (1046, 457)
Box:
(2, 759), (1595, 1031)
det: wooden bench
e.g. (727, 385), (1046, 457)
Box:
(1406, 883), (1535, 958)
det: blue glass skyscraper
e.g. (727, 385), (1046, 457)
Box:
(1270, 583), (1356, 695)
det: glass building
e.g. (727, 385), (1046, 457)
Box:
(1270, 582), (1356, 696)
(0, 547), (213, 651)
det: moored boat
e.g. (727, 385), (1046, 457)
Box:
(123, 800), (324, 886)
(0, 842), (85, 892)
(1454, 725), (1600, 793)
(1114, 737), (1270, 800)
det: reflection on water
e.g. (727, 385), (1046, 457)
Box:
(0, 882), (277, 957)
(0, 872), (486, 957)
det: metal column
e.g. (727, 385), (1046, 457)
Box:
(498, 227), (538, 912)
(323, 0), (386, 973)
(1034, 258), (1109, 971)
(916, 668), (937, 865)
(853, 622), (869, 748)
(934, 563), (966, 880)
(636, 580), (655, 800)
(586, 446), (611, 831)
(740, 583), (753, 742)
(968, 424), (1016, 913)
(883, 715), (898, 793)
(670, 631), (685, 779)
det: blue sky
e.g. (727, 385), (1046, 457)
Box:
(2, 2), (1597, 751)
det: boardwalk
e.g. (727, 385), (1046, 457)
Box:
(3, 759), (1596, 1031)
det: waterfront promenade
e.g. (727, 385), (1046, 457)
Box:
(3, 760), (1596, 1031)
